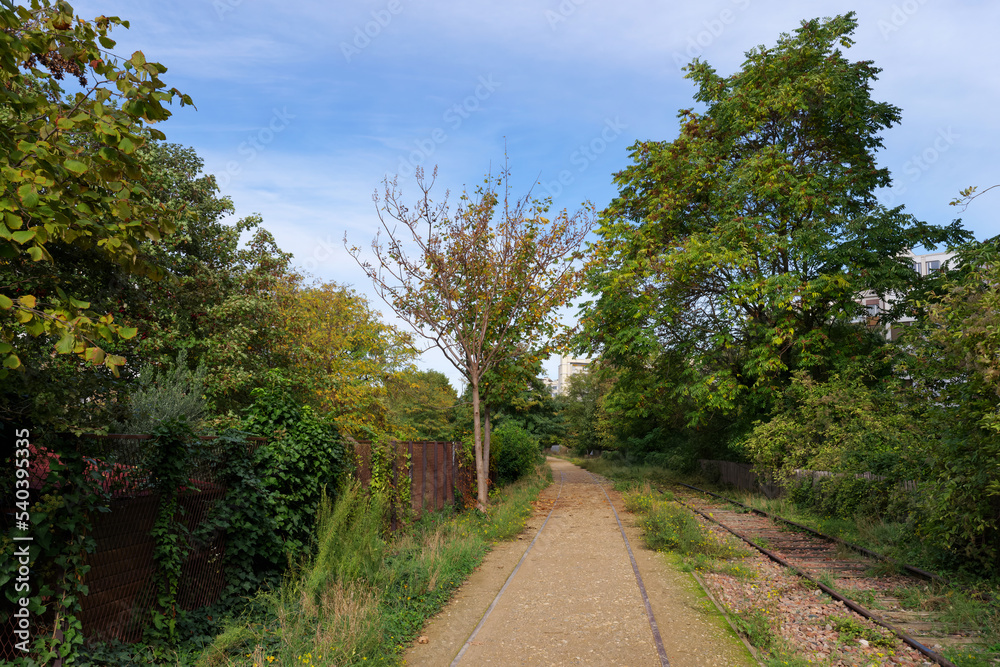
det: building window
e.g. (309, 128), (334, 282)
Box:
(865, 299), (880, 316)
(912, 261), (922, 275)
(927, 260), (941, 273)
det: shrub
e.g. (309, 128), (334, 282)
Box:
(644, 452), (670, 468)
(111, 350), (208, 434)
(244, 383), (350, 558)
(788, 474), (907, 521)
(490, 421), (539, 486)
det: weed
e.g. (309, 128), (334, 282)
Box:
(815, 570), (835, 590)
(732, 609), (773, 650)
(829, 614), (897, 649)
(197, 464), (552, 666)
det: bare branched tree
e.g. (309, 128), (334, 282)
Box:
(346, 164), (594, 507)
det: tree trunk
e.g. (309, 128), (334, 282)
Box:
(483, 403), (492, 493)
(471, 375), (488, 508)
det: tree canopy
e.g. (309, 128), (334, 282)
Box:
(0, 0), (192, 375)
(349, 164), (593, 505)
(580, 13), (969, 433)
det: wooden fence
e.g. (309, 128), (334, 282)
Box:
(698, 459), (918, 497)
(351, 440), (465, 517)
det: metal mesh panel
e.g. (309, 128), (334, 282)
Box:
(1, 433), (266, 658)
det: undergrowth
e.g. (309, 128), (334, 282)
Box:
(197, 465), (550, 666)
(581, 456), (1000, 664)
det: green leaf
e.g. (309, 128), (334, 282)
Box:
(26, 247), (44, 261)
(119, 136), (136, 154)
(118, 326), (138, 340)
(55, 333), (75, 354)
(84, 347), (105, 365)
(10, 229), (35, 244)
(17, 184), (38, 209)
(0, 295), (12, 310)
(64, 159), (87, 175)
(3, 354), (21, 370)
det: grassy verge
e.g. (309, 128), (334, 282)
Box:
(723, 490), (1000, 656)
(195, 464), (551, 667)
(578, 457), (1000, 665)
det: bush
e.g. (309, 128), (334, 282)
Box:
(490, 422), (539, 486)
(644, 452), (671, 468)
(787, 474), (911, 521)
(244, 383), (350, 558)
(111, 350), (208, 434)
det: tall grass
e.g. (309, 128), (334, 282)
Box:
(199, 467), (551, 666)
(621, 483), (746, 562)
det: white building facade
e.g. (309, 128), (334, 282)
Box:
(859, 249), (956, 339)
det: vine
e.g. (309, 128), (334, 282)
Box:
(191, 430), (283, 606)
(368, 436), (411, 528)
(1, 434), (110, 665)
(143, 419), (197, 647)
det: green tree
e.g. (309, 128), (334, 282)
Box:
(386, 369), (458, 441)
(560, 365), (613, 454)
(126, 143), (302, 419)
(278, 280), (416, 437)
(349, 165), (594, 507)
(580, 13), (968, 439)
(0, 0), (192, 375)
(898, 239), (1000, 563)
(484, 358), (564, 448)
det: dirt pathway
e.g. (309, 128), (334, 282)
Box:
(404, 458), (756, 666)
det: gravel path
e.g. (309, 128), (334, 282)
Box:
(404, 458), (756, 666)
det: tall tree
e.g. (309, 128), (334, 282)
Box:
(898, 239), (1000, 563)
(277, 280), (416, 437)
(386, 369), (458, 441)
(0, 0), (192, 376)
(127, 143), (301, 417)
(580, 13), (969, 435)
(348, 165), (593, 507)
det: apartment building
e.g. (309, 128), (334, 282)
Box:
(859, 249), (956, 339)
(542, 355), (593, 395)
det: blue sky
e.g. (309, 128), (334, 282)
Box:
(69, 0), (1000, 389)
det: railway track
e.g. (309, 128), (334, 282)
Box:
(670, 482), (994, 667)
